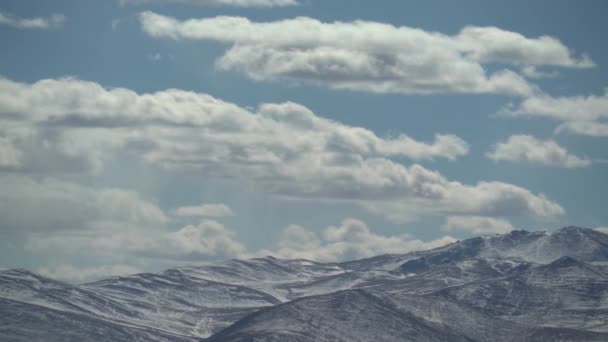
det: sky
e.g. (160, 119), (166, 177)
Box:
(1, 0), (607, 282)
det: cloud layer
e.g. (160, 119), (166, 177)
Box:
(121, 0), (298, 7)
(487, 134), (591, 168)
(139, 13), (592, 95)
(0, 75), (565, 222)
(28, 216), (456, 267)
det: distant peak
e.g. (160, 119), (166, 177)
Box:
(546, 256), (582, 268)
(557, 226), (587, 233)
(503, 229), (531, 238)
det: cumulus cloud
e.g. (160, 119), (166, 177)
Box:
(487, 135), (591, 168)
(172, 203), (234, 217)
(555, 121), (608, 137)
(0, 76), (466, 161)
(361, 177), (564, 223)
(503, 91), (608, 122)
(0, 11), (65, 29)
(121, 0), (298, 7)
(38, 264), (142, 283)
(28, 220), (244, 262)
(28, 217), (456, 267)
(502, 91), (608, 137)
(0, 175), (167, 232)
(139, 13), (592, 95)
(442, 216), (514, 235)
(0, 75), (563, 222)
(263, 219), (457, 262)
(134, 220), (247, 260)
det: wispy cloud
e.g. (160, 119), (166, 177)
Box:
(0, 11), (65, 30)
(442, 215), (514, 235)
(172, 203), (234, 218)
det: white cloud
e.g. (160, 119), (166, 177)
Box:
(455, 26), (593, 67)
(139, 13), (592, 95)
(0, 175), (167, 232)
(165, 221), (246, 258)
(0, 12), (65, 30)
(121, 0), (298, 7)
(262, 219), (457, 262)
(361, 177), (564, 223)
(0, 76), (563, 222)
(0, 77), (467, 161)
(172, 203), (234, 217)
(131, 220), (247, 260)
(487, 135), (591, 168)
(28, 217), (456, 267)
(38, 264), (142, 283)
(442, 216), (514, 235)
(555, 121), (608, 137)
(502, 91), (608, 137)
(504, 91), (608, 122)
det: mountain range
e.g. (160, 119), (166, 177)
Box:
(2, 226), (608, 341)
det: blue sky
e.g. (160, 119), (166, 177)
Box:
(1, 0), (607, 282)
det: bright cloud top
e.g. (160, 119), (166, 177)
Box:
(487, 134), (591, 168)
(257, 218), (458, 262)
(26, 217), (456, 278)
(0, 76), (564, 222)
(0, 11), (65, 30)
(139, 12), (592, 95)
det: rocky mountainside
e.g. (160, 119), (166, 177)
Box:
(2, 226), (608, 341)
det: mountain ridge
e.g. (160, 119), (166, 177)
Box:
(2, 226), (608, 341)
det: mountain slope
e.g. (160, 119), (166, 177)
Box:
(206, 290), (474, 342)
(437, 256), (608, 332)
(0, 298), (196, 342)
